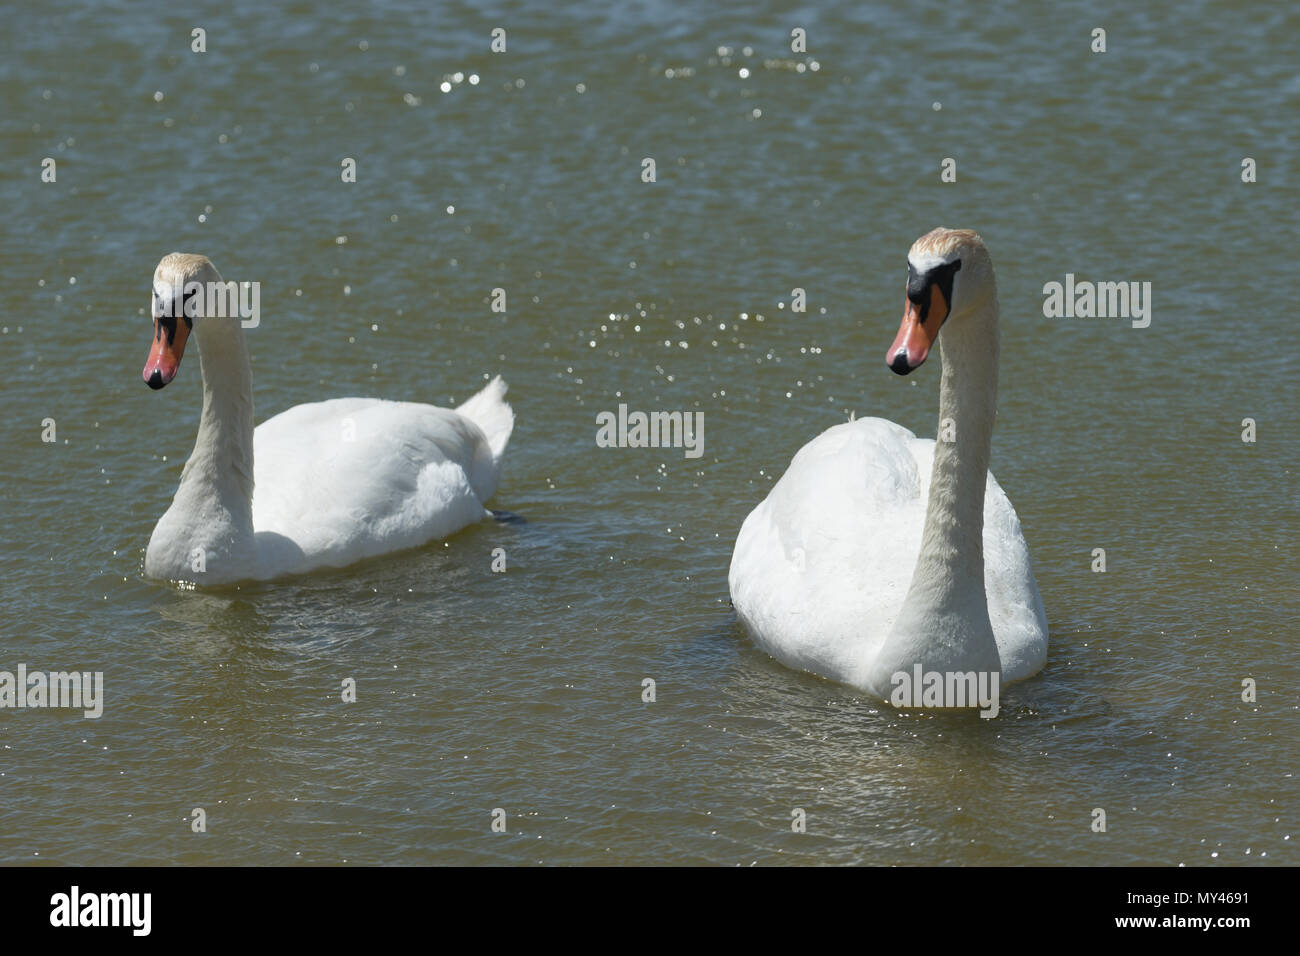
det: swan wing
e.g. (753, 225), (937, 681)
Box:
(729, 417), (926, 687)
(981, 470), (1049, 682)
(250, 397), (493, 573)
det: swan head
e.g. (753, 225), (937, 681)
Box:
(887, 228), (992, 375)
(142, 253), (222, 389)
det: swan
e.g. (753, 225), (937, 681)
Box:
(729, 228), (1047, 707)
(140, 253), (514, 586)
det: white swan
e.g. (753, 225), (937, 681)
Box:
(140, 253), (514, 586)
(729, 228), (1047, 706)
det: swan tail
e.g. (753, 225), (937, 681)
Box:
(457, 375), (515, 464)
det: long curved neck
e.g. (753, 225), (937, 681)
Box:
(910, 293), (999, 604)
(868, 287), (1001, 693)
(176, 316), (255, 519)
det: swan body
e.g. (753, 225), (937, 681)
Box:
(141, 253), (514, 585)
(729, 417), (1046, 690)
(729, 229), (1047, 705)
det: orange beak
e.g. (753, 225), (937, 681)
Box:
(886, 282), (950, 375)
(143, 316), (190, 389)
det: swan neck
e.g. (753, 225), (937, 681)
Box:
(183, 317), (255, 513)
(915, 293), (1000, 594)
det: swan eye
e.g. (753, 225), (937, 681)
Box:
(906, 259), (961, 323)
(152, 287), (196, 328)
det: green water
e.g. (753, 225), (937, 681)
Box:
(0, 0), (1295, 864)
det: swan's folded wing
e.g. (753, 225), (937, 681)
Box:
(729, 418), (927, 684)
(981, 470), (1049, 682)
(250, 398), (490, 570)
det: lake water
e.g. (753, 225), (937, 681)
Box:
(1, 0), (1295, 865)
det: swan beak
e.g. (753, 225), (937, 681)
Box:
(142, 317), (190, 390)
(886, 285), (948, 375)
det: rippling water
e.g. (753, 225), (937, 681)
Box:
(1, 0), (1296, 865)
